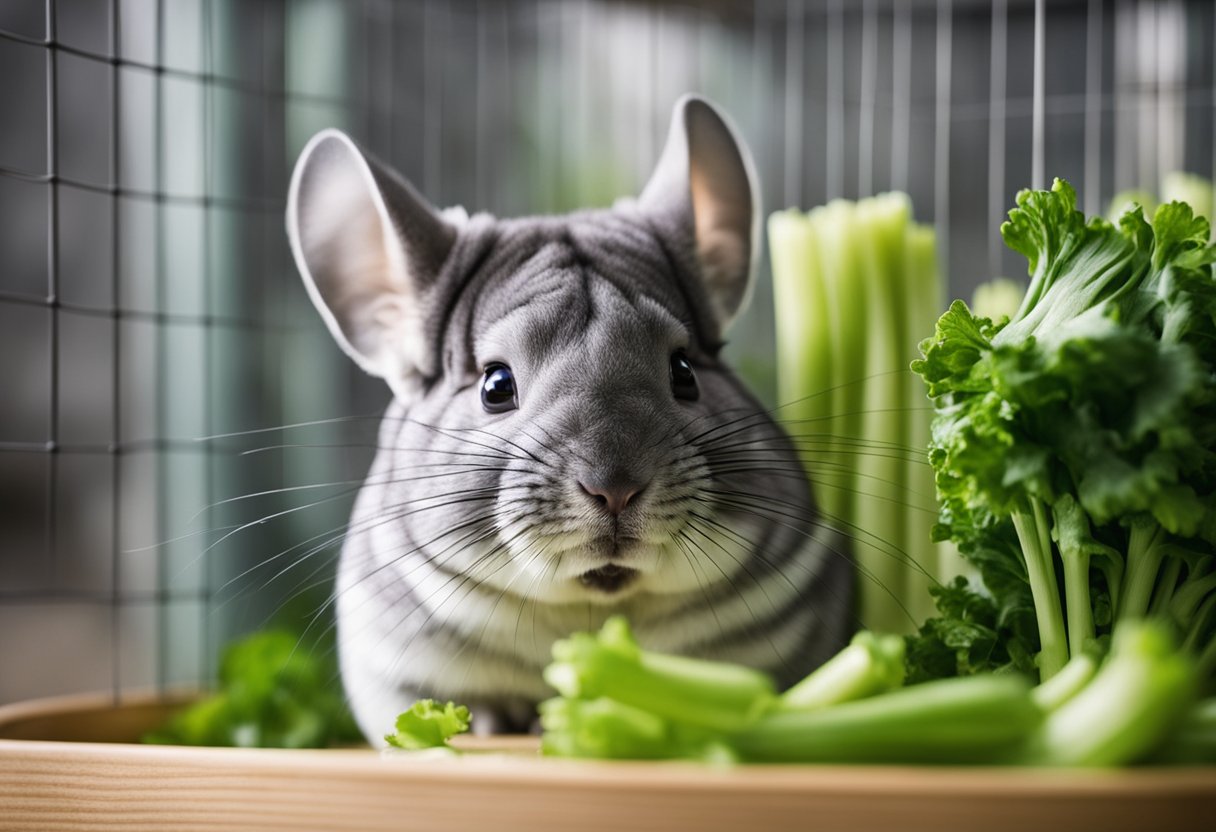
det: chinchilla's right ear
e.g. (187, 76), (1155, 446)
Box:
(286, 129), (457, 400)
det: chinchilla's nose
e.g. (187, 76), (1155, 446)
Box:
(577, 470), (650, 516)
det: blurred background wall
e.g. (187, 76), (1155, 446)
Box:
(1, 0), (1213, 704)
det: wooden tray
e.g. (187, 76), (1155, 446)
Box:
(1, 692), (1213, 832)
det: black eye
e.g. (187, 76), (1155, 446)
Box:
(670, 352), (698, 401)
(481, 364), (518, 413)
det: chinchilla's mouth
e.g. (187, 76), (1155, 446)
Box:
(579, 563), (638, 593)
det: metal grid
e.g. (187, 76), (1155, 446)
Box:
(1, 0), (1213, 705)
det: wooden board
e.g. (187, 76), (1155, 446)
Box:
(1, 691), (1214, 832)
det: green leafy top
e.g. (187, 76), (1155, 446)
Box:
(144, 631), (361, 749)
(384, 700), (471, 750)
(909, 178), (1216, 683)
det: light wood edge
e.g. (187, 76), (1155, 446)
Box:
(1, 690), (1214, 796)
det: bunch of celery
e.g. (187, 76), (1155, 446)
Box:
(909, 179), (1216, 688)
(538, 616), (1205, 765)
(770, 194), (948, 633)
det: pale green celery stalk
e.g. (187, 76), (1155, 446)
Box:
(1118, 519), (1166, 621)
(779, 631), (906, 711)
(1010, 497), (1069, 680)
(732, 674), (1040, 764)
(543, 619), (776, 733)
(1183, 595), (1216, 659)
(1051, 495), (1120, 657)
(1148, 557), (1184, 616)
(1031, 651), (1099, 713)
(1170, 570), (1216, 633)
(903, 220), (951, 623)
(852, 196), (914, 634)
(814, 202), (869, 532)
(1019, 621), (1197, 767)
(1061, 551), (1093, 659)
(769, 211), (844, 524)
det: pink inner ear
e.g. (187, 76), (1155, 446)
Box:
(687, 107), (753, 286)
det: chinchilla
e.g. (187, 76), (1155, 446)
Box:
(286, 95), (853, 743)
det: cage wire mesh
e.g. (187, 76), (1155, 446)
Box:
(0, 0), (1213, 705)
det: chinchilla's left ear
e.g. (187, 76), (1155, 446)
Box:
(286, 129), (457, 401)
(639, 94), (761, 335)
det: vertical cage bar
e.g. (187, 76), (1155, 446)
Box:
(891, 0), (911, 193)
(935, 0), (952, 256)
(1113, 0), (1132, 192)
(154, 0), (168, 692)
(475, 0), (489, 210)
(1136, 1), (1155, 190)
(109, 0), (123, 703)
(110, 0), (124, 700)
(423, 0), (443, 202)
(387, 0), (397, 157)
(988, 0), (1007, 277)
(44, 0), (60, 587)
(200, 0), (215, 685)
(1083, 0), (1104, 217)
(1032, 0), (1046, 190)
(857, 0), (877, 199)
(782, 0), (803, 208)
(826, 0), (844, 201)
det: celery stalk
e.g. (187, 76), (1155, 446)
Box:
(769, 194), (943, 634)
(732, 674), (1040, 764)
(1019, 622), (1197, 767)
(902, 219), (948, 623)
(779, 630), (906, 711)
(543, 617), (775, 733)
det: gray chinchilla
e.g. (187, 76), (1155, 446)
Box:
(286, 95), (853, 743)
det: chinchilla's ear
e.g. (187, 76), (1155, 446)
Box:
(286, 129), (457, 400)
(640, 95), (760, 334)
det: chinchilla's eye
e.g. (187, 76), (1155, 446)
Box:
(481, 364), (518, 413)
(670, 351), (698, 401)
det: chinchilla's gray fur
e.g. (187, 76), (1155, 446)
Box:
(287, 96), (853, 743)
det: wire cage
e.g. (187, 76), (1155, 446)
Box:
(1, 0), (1214, 708)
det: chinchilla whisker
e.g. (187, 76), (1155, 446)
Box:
(705, 466), (940, 510)
(442, 537), (564, 696)
(121, 523), (245, 554)
(376, 526), (545, 680)
(702, 444), (928, 467)
(192, 411), (386, 443)
(686, 494), (913, 630)
(678, 521), (804, 676)
(668, 531), (730, 641)
(684, 514), (795, 590)
(688, 402), (935, 458)
(405, 417), (541, 463)
(238, 441), (383, 457)
(212, 486), (524, 602)
(261, 512), (507, 639)
(699, 432), (929, 457)
(188, 463), (515, 530)
(200, 480), (519, 586)
(712, 491), (932, 581)
(301, 517), (508, 646)
(687, 514), (859, 649)
(769, 404), (936, 426)
(677, 523), (784, 633)
(512, 545), (565, 686)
